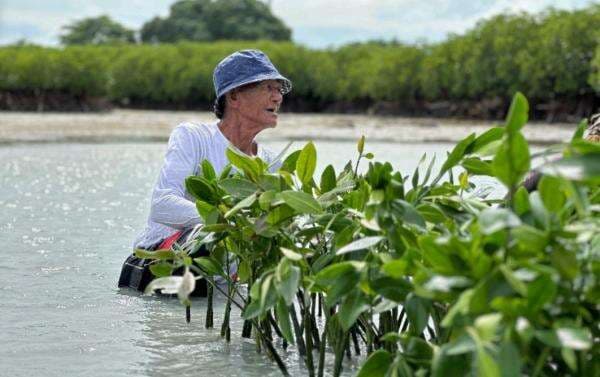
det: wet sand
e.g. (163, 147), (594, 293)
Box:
(0, 109), (577, 144)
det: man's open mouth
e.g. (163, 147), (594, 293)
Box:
(266, 108), (278, 114)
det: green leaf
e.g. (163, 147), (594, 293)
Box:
(280, 190), (323, 214)
(280, 150), (301, 173)
(569, 139), (600, 154)
(536, 328), (592, 350)
(259, 275), (277, 314)
(224, 192), (257, 218)
(412, 153), (425, 189)
(550, 247), (578, 280)
(371, 276), (412, 302)
(417, 235), (457, 274)
(134, 248), (176, 260)
(539, 154), (600, 184)
(571, 119), (587, 141)
(243, 299), (261, 320)
(462, 157), (493, 176)
(276, 262), (300, 305)
(505, 92), (529, 134)
(237, 260), (251, 282)
(149, 262), (173, 278)
(476, 347), (501, 377)
(219, 178), (259, 198)
(417, 203), (448, 223)
(185, 176), (217, 203)
(266, 203), (296, 225)
(512, 186), (530, 215)
(478, 208), (521, 234)
(258, 190), (276, 210)
(280, 247), (303, 261)
(538, 176), (565, 212)
(562, 348), (577, 372)
(499, 266), (527, 296)
(275, 298), (295, 344)
(320, 164), (336, 193)
(195, 200), (218, 223)
(201, 223), (232, 233)
(226, 146), (261, 181)
(336, 236), (384, 255)
(470, 127), (505, 154)
(474, 313), (502, 342)
(296, 141), (317, 185)
(512, 225), (547, 255)
(492, 132), (530, 188)
(499, 341), (522, 377)
(432, 345), (472, 377)
(399, 334), (434, 363)
(440, 133), (476, 174)
(200, 159), (216, 181)
(405, 294), (430, 335)
(444, 333), (477, 355)
(529, 192), (550, 229)
(382, 259), (408, 279)
(338, 289), (370, 330)
(441, 289), (474, 327)
(357, 135), (365, 154)
(423, 275), (472, 293)
(314, 261), (364, 306)
(193, 256), (223, 277)
(356, 350), (392, 377)
(392, 199), (426, 229)
(527, 274), (556, 313)
(257, 174), (283, 191)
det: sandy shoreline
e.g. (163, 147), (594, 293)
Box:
(0, 109), (578, 145)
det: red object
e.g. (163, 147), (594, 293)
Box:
(158, 231), (183, 249)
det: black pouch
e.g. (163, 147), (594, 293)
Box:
(118, 234), (209, 297)
(118, 253), (155, 292)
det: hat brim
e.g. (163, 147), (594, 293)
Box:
(216, 73), (292, 100)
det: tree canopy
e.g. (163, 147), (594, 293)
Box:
(60, 15), (135, 45)
(140, 0), (291, 43)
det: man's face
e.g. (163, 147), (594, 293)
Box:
(234, 80), (284, 128)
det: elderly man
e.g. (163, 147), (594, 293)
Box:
(119, 50), (292, 293)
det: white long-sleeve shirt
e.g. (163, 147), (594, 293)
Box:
(133, 121), (277, 249)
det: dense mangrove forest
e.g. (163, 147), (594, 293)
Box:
(1, 5), (600, 120)
(137, 93), (599, 376)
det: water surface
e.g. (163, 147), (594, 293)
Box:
(1, 140), (473, 376)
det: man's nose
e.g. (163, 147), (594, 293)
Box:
(271, 90), (283, 103)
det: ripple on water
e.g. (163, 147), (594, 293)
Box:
(1, 141), (462, 377)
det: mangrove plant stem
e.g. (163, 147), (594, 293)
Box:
(333, 331), (349, 377)
(205, 282), (214, 329)
(532, 347), (550, 377)
(317, 319), (329, 377)
(290, 302), (307, 356)
(304, 292), (315, 377)
(351, 326), (361, 355)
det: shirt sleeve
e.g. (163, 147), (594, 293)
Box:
(149, 124), (203, 229)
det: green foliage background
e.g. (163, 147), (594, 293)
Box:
(1, 5), (600, 114)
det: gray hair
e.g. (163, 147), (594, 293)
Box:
(586, 113), (600, 142)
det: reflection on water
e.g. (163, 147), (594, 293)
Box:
(135, 291), (362, 377)
(1, 140), (491, 376)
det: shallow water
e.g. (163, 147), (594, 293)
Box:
(1, 140), (495, 376)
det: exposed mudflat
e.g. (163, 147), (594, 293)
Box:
(0, 109), (577, 144)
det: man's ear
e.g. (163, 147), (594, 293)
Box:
(226, 90), (240, 110)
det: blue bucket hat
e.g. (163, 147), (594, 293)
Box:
(213, 49), (292, 100)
